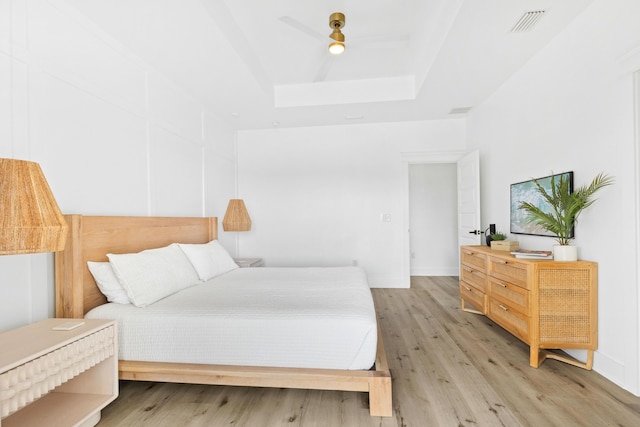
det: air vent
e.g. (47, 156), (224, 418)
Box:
(511, 10), (546, 33)
(449, 107), (472, 115)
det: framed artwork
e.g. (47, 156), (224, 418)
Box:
(510, 171), (574, 238)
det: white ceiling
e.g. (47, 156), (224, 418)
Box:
(65, 0), (593, 130)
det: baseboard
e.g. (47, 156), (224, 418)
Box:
(368, 269), (459, 288)
(368, 274), (408, 288)
(410, 268), (458, 277)
(563, 349), (638, 396)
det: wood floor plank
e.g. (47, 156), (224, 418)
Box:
(98, 276), (640, 426)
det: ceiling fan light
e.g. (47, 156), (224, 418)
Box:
(328, 12), (346, 55)
(328, 41), (345, 55)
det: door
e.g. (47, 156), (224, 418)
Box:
(457, 150), (481, 246)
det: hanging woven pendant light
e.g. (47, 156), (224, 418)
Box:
(0, 158), (68, 255)
(222, 199), (252, 232)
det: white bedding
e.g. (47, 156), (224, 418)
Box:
(85, 266), (378, 370)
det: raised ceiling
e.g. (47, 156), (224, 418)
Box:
(65, 0), (593, 130)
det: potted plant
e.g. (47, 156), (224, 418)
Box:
(490, 232), (507, 241)
(489, 231), (519, 251)
(484, 225), (505, 246)
(486, 231), (506, 247)
(517, 172), (613, 261)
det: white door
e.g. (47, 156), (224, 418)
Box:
(457, 150), (482, 246)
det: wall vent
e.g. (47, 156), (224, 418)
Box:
(511, 10), (546, 33)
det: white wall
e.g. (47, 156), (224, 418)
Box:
(0, 0), (236, 331)
(409, 163), (458, 276)
(467, 0), (640, 395)
(236, 120), (466, 288)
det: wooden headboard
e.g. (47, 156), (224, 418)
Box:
(54, 214), (218, 319)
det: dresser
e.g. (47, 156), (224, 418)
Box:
(460, 245), (597, 369)
(0, 319), (118, 426)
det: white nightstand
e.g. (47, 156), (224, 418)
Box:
(0, 318), (118, 427)
(234, 258), (264, 268)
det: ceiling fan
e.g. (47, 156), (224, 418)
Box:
(278, 12), (409, 82)
(327, 12), (346, 55)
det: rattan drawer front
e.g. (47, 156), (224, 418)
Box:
(538, 268), (596, 347)
(489, 277), (530, 316)
(488, 299), (530, 342)
(460, 265), (486, 292)
(461, 249), (486, 272)
(460, 282), (486, 313)
(488, 257), (530, 289)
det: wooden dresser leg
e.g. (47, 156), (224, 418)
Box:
(530, 346), (541, 368)
(533, 349), (594, 370)
(585, 350), (594, 370)
(461, 299), (484, 315)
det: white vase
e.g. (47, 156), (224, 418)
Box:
(553, 245), (578, 261)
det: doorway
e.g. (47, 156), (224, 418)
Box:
(401, 150), (480, 286)
(409, 163), (458, 276)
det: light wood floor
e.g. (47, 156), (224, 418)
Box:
(97, 276), (640, 426)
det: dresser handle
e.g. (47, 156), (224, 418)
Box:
(498, 304), (509, 312)
(496, 282), (507, 288)
(464, 286), (472, 291)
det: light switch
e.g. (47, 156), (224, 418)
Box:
(381, 213), (391, 222)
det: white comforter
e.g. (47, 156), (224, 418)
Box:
(85, 266), (378, 370)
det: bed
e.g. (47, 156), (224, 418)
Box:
(54, 214), (392, 417)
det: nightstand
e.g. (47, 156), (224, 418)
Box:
(234, 258), (264, 268)
(0, 318), (118, 427)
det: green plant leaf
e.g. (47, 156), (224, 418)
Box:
(517, 172), (613, 245)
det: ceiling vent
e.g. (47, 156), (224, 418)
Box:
(510, 10), (546, 33)
(449, 107), (472, 115)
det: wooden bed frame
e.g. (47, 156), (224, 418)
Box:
(54, 214), (392, 417)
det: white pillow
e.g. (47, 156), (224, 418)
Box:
(178, 240), (238, 281)
(87, 261), (131, 304)
(108, 243), (200, 307)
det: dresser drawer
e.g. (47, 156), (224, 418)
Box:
(488, 299), (530, 342)
(460, 248), (486, 272)
(488, 256), (530, 289)
(460, 282), (486, 313)
(488, 277), (530, 316)
(460, 264), (486, 292)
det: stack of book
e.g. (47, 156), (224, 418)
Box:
(510, 249), (553, 259)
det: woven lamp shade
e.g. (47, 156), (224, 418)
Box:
(222, 199), (251, 231)
(0, 158), (68, 255)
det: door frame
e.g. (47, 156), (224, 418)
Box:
(633, 69), (640, 394)
(401, 150), (471, 287)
